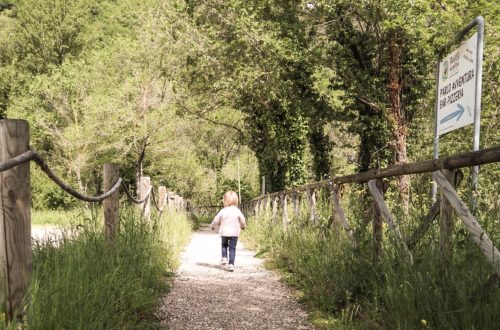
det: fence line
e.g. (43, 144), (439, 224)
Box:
(0, 148), (185, 213)
(0, 119), (187, 322)
(244, 145), (500, 202)
(241, 145), (500, 278)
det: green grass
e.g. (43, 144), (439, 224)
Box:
(242, 188), (500, 330)
(15, 207), (192, 329)
(31, 209), (84, 227)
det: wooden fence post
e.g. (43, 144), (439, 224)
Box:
(179, 196), (183, 212)
(308, 189), (318, 225)
(368, 179), (412, 263)
(272, 196), (278, 223)
(331, 186), (356, 246)
(372, 179), (384, 259)
(440, 169), (456, 262)
(173, 195), (180, 212)
(139, 176), (151, 222)
(282, 195), (288, 231)
(433, 170), (500, 276)
(0, 119), (32, 321)
(170, 192), (176, 212)
(158, 186), (167, 219)
(291, 193), (299, 220)
(103, 163), (119, 240)
(166, 191), (174, 212)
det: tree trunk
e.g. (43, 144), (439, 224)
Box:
(387, 33), (410, 213)
(136, 144), (146, 195)
(308, 122), (331, 181)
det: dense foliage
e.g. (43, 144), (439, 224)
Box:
(1, 0), (498, 204)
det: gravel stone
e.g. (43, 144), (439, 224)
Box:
(158, 225), (315, 330)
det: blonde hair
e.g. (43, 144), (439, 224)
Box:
(223, 190), (239, 207)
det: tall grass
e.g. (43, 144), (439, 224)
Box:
(243, 183), (500, 329)
(22, 207), (192, 329)
(32, 209), (85, 227)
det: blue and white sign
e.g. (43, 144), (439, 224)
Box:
(437, 33), (477, 135)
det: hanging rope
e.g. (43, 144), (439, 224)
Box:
(150, 188), (167, 212)
(0, 148), (182, 208)
(120, 182), (152, 204)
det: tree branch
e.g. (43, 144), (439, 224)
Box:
(355, 96), (382, 113)
(176, 101), (244, 137)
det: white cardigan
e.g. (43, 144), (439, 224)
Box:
(210, 206), (246, 237)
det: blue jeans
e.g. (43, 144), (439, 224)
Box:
(221, 236), (238, 265)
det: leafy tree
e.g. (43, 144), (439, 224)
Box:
(13, 0), (93, 74)
(307, 0), (467, 209)
(173, 0), (338, 191)
(0, 9), (15, 118)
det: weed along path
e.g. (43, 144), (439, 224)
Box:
(159, 225), (314, 330)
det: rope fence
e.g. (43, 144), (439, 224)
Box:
(0, 147), (187, 210)
(0, 119), (188, 322)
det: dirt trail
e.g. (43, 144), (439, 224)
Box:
(31, 225), (63, 242)
(159, 225), (314, 330)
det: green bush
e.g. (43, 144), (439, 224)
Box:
(31, 166), (78, 210)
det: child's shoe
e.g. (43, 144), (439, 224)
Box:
(221, 257), (228, 265)
(228, 264), (235, 272)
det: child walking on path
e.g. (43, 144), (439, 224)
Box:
(210, 191), (246, 272)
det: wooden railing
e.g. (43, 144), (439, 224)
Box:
(240, 146), (500, 276)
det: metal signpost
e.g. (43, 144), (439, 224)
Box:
(432, 16), (484, 205)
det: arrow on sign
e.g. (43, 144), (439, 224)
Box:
(440, 104), (465, 124)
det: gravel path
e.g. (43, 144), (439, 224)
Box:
(31, 225), (63, 242)
(159, 225), (315, 330)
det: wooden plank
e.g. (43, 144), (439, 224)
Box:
(179, 197), (185, 211)
(433, 170), (500, 276)
(308, 189), (317, 225)
(272, 196), (278, 223)
(282, 195), (288, 231)
(368, 179), (412, 262)
(166, 191), (173, 212)
(291, 193), (299, 218)
(440, 169), (456, 261)
(158, 186), (167, 219)
(139, 176), (151, 221)
(369, 180), (400, 232)
(173, 195), (178, 212)
(244, 146), (500, 204)
(407, 170), (462, 250)
(371, 180), (384, 259)
(103, 163), (120, 240)
(331, 186), (356, 246)
(0, 119), (32, 321)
